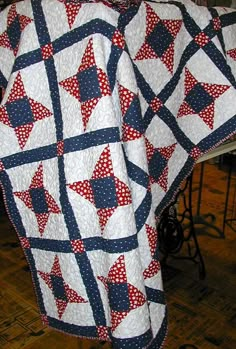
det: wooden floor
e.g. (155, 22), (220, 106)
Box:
(0, 161), (236, 349)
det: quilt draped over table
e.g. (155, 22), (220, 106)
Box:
(0, 0), (236, 348)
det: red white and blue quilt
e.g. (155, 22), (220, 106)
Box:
(0, 0), (235, 348)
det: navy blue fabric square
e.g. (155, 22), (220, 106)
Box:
(147, 23), (173, 57)
(6, 97), (34, 128)
(51, 275), (67, 300)
(108, 283), (130, 311)
(149, 151), (167, 181)
(30, 188), (48, 214)
(7, 17), (21, 50)
(77, 67), (101, 102)
(185, 84), (213, 113)
(91, 177), (117, 209)
(124, 97), (144, 134)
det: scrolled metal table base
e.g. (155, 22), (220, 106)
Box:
(157, 172), (206, 279)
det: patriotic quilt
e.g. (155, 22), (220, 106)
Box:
(0, 0), (235, 348)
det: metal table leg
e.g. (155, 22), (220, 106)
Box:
(157, 172), (206, 279)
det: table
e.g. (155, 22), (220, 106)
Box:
(157, 139), (236, 280)
(0, 0), (236, 348)
(195, 140), (236, 236)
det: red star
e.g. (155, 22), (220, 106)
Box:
(57, 0), (81, 29)
(145, 137), (177, 192)
(0, 72), (52, 149)
(59, 38), (111, 130)
(38, 255), (87, 319)
(134, 3), (182, 73)
(0, 4), (32, 56)
(98, 255), (146, 331)
(177, 68), (230, 129)
(68, 145), (132, 231)
(14, 163), (61, 236)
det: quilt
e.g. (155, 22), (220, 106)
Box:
(0, 0), (235, 348)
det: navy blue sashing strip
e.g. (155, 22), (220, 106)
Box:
(145, 286), (166, 305)
(31, 0), (107, 328)
(2, 127), (120, 170)
(64, 127), (120, 154)
(118, 3), (141, 33)
(112, 329), (153, 349)
(124, 153), (149, 189)
(53, 19), (115, 54)
(220, 11), (236, 27)
(156, 105), (196, 154)
(135, 191), (152, 233)
(107, 44), (124, 91)
(123, 148), (153, 233)
(12, 49), (42, 73)
(2, 143), (57, 170)
(28, 234), (138, 254)
(83, 235), (138, 253)
(13, 19), (116, 73)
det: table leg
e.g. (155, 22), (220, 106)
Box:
(158, 172), (206, 279)
(192, 162), (224, 239)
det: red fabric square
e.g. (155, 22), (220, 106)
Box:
(71, 239), (85, 253)
(194, 32), (210, 47)
(150, 97), (163, 113)
(190, 146), (202, 160)
(41, 43), (54, 60)
(96, 326), (110, 340)
(57, 140), (64, 156)
(20, 237), (31, 249)
(213, 17), (221, 31)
